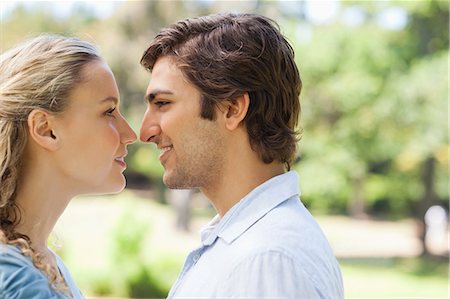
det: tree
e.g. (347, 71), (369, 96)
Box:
(294, 0), (448, 225)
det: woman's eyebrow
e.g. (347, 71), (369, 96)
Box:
(100, 96), (119, 105)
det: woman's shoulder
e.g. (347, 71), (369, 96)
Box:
(0, 243), (34, 266)
(0, 243), (63, 299)
(53, 252), (85, 298)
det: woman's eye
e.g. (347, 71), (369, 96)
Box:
(105, 107), (116, 117)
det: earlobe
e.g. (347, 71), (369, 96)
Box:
(27, 109), (60, 151)
(224, 93), (250, 131)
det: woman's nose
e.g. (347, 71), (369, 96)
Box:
(120, 117), (137, 145)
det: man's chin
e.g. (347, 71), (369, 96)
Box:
(163, 172), (192, 189)
(163, 171), (178, 188)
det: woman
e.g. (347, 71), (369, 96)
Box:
(0, 35), (136, 298)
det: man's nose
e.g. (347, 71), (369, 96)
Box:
(140, 109), (161, 143)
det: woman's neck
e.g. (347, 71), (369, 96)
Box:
(13, 171), (72, 252)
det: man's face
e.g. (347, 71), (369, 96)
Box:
(140, 56), (225, 189)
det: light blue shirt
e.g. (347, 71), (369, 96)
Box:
(168, 171), (344, 299)
(0, 244), (84, 299)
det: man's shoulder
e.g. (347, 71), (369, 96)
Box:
(233, 197), (334, 258)
(248, 196), (319, 237)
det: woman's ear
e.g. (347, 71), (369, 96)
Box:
(223, 93), (250, 131)
(27, 109), (60, 151)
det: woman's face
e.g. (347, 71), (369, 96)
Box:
(52, 60), (136, 194)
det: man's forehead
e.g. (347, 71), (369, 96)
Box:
(147, 57), (201, 96)
(152, 55), (180, 74)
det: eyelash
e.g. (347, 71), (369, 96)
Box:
(155, 101), (170, 108)
(105, 107), (116, 117)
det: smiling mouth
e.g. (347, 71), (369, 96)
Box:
(159, 146), (173, 162)
(114, 157), (127, 168)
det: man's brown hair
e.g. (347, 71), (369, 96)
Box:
(141, 13), (302, 169)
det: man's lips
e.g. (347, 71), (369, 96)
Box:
(158, 145), (173, 163)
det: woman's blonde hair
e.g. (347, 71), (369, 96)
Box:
(0, 34), (101, 294)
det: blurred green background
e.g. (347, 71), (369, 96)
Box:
(1, 1), (448, 298)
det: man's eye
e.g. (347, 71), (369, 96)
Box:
(155, 101), (170, 108)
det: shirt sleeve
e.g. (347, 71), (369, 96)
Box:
(219, 250), (321, 299)
(0, 250), (62, 299)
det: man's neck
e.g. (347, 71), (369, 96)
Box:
(202, 162), (285, 217)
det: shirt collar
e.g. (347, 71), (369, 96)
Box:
(200, 171), (300, 246)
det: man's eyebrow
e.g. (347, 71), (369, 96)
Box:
(144, 89), (174, 103)
(100, 96), (119, 105)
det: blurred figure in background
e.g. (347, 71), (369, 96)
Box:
(166, 188), (197, 231)
(424, 205), (449, 255)
(0, 35), (136, 298)
(140, 13), (343, 298)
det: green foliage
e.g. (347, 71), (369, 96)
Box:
(107, 204), (167, 298)
(66, 201), (172, 298)
(130, 146), (165, 179)
(110, 207), (149, 263)
(294, 1), (448, 217)
(56, 194), (187, 298)
(2, 1), (447, 219)
(127, 267), (167, 299)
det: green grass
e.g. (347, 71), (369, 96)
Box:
(341, 258), (448, 298)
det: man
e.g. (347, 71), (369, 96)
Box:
(139, 13), (344, 298)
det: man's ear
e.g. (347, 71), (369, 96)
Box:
(223, 93), (250, 131)
(27, 109), (60, 151)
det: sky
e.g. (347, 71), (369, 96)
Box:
(1, 0), (119, 20)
